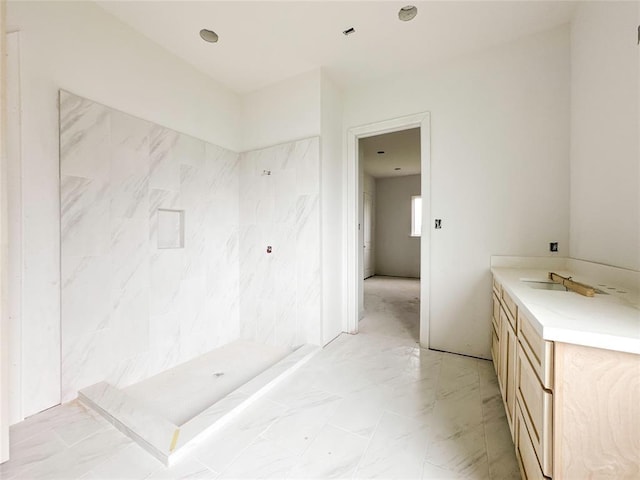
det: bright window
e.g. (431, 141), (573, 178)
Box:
(411, 195), (422, 237)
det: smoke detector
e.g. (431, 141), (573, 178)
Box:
(398, 5), (418, 21)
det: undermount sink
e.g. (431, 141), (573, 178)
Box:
(522, 280), (568, 291)
(521, 280), (607, 294)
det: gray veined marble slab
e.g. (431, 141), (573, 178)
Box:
(79, 344), (320, 466)
(60, 90), (242, 403)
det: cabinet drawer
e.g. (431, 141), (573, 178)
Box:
(493, 277), (502, 296)
(499, 306), (513, 339)
(516, 404), (550, 480)
(518, 310), (554, 389)
(501, 289), (518, 330)
(492, 293), (501, 334)
(517, 347), (553, 476)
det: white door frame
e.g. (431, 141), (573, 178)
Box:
(344, 112), (431, 347)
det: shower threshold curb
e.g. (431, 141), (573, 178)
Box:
(79, 344), (321, 466)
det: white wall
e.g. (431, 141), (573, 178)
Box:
(239, 69), (342, 346)
(1, 3), (9, 463)
(320, 73), (344, 345)
(570, 1), (640, 271)
(375, 175), (421, 278)
(344, 26), (571, 358)
(7, 0), (241, 420)
(241, 69), (321, 152)
(362, 173), (376, 279)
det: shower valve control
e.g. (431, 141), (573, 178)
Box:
(266, 246), (272, 254)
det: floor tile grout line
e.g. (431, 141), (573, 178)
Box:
(474, 357), (494, 480)
(422, 351), (444, 462)
(194, 411), (284, 475)
(350, 408), (385, 479)
(325, 421), (373, 442)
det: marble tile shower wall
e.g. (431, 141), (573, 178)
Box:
(60, 91), (241, 402)
(238, 138), (322, 348)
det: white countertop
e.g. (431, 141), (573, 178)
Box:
(491, 266), (640, 355)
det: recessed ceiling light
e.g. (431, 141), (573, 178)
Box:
(398, 5), (418, 21)
(200, 29), (219, 43)
(377, 151), (385, 154)
(343, 27), (356, 36)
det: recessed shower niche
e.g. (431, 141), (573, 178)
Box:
(157, 209), (184, 249)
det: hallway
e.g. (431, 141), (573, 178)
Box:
(361, 276), (421, 342)
(2, 279), (519, 479)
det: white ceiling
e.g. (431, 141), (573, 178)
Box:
(361, 128), (421, 178)
(96, 1), (577, 94)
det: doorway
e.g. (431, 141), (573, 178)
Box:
(359, 128), (421, 341)
(344, 113), (431, 347)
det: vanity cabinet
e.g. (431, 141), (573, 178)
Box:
(492, 275), (640, 480)
(493, 277), (553, 479)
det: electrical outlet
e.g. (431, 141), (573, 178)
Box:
(549, 242), (558, 252)
(435, 219), (442, 229)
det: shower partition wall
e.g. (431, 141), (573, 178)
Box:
(238, 138), (322, 349)
(59, 91), (324, 406)
(59, 91), (241, 402)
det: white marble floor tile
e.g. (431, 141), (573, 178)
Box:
(217, 436), (297, 479)
(304, 361), (381, 397)
(90, 443), (162, 479)
(381, 375), (439, 420)
(54, 429), (134, 479)
(354, 411), (431, 479)
(9, 401), (105, 447)
(5, 429), (132, 480)
(79, 470), (102, 479)
(193, 399), (286, 473)
(404, 347), (443, 383)
(422, 459), (466, 479)
(327, 388), (387, 438)
(288, 424), (369, 479)
(147, 458), (218, 479)
(0, 430), (68, 479)
(261, 391), (343, 456)
(424, 422), (490, 479)
(50, 402), (111, 447)
(482, 394), (520, 480)
(4, 275), (519, 480)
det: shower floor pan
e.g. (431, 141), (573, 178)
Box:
(79, 340), (320, 466)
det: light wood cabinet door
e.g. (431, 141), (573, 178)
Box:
(491, 293), (501, 375)
(499, 305), (517, 437)
(516, 404), (550, 480)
